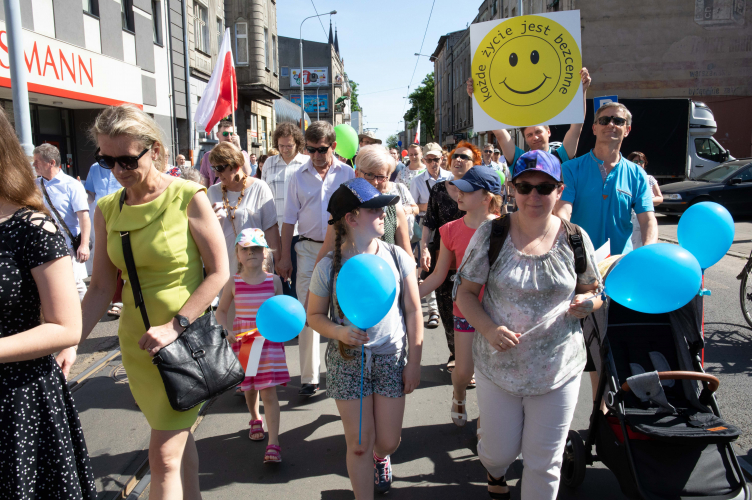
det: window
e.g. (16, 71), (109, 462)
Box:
(235, 22), (248, 65)
(695, 138), (723, 161)
(82, 0), (99, 16)
(264, 28), (269, 69)
(152, 1), (162, 45)
(121, 0), (134, 32)
(491, 0), (498, 18)
(194, 2), (209, 54)
(217, 18), (223, 50)
(272, 35), (277, 73)
(736, 167), (752, 182)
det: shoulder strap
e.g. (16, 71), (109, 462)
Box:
(40, 178), (76, 243)
(387, 244), (405, 316)
(119, 190), (151, 330)
(488, 214), (511, 267)
(559, 217), (588, 275)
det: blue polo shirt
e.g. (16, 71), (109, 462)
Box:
(84, 163), (122, 204)
(561, 151), (653, 254)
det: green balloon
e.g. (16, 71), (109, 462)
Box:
(334, 124), (359, 159)
(497, 169), (505, 186)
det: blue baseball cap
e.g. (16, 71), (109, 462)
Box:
(512, 150), (562, 182)
(449, 165), (501, 195)
(327, 178), (400, 224)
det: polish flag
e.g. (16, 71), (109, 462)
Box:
(413, 119), (421, 145)
(194, 28), (237, 133)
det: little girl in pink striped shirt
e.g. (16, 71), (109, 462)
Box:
(217, 228), (289, 464)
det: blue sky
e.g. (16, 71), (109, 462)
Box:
(277, 0), (478, 144)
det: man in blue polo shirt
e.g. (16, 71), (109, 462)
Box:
(555, 102), (657, 254)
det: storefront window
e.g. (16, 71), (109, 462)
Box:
(31, 104), (77, 176)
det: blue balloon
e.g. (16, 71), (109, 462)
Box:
(398, 140), (403, 147)
(336, 254), (397, 329)
(605, 243), (702, 314)
(256, 295), (306, 343)
(677, 202), (734, 270)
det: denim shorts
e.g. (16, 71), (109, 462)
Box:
(325, 340), (406, 400)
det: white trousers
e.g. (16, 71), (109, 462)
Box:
(425, 290), (438, 314)
(295, 239), (323, 385)
(69, 247), (88, 302)
(476, 371), (581, 500)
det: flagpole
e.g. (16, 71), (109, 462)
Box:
(230, 69), (236, 131)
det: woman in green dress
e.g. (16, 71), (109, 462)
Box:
(61, 105), (229, 499)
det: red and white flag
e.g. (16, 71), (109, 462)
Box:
(194, 28), (237, 133)
(413, 119), (421, 145)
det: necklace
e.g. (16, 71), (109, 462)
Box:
(518, 217), (553, 254)
(222, 175), (248, 237)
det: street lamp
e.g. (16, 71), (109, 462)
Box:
(415, 53), (435, 61)
(300, 10), (336, 131)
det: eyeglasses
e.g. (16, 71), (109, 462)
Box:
(94, 147), (150, 170)
(362, 172), (389, 182)
(211, 164), (233, 173)
(424, 158), (440, 164)
(514, 182), (559, 196)
(453, 153), (473, 161)
(484, 150), (494, 154)
(306, 145), (331, 154)
(634, 160), (645, 166)
(596, 116), (627, 127)
(221, 131), (235, 137)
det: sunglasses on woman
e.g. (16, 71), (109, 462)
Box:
(453, 153), (473, 161)
(210, 164), (232, 173)
(94, 147), (150, 170)
(514, 181), (559, 195)
(306, 145), (331, 154)
(596, 116), (627, 126)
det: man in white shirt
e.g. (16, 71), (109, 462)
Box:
(409, 142), (451, 329)
(277, 121), (355, 396)
(262, 122), (308, 297)
(33, 143), (90, 301)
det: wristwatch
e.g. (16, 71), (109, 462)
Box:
(175, 314), (190, 331)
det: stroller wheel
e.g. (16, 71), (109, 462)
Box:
(561, 430), (586, 489)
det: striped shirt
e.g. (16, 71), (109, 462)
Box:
(260, 153), (308, 235)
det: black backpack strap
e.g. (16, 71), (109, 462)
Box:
(119, 189), (151, 330)
(559, 217), (588, 275)
(488, 214), (511, 268)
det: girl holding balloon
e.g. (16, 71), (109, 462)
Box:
(308, 178), (424, 498)
(216, 228), (289, 464)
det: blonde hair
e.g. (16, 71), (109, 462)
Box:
(332, 210), (360, 360)
(484, 190), (503, 215)
(357, 144), (397, 175)
(88, 105), (168, 172)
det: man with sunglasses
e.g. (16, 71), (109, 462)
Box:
(555, 102), (658, 254)
(279, 121), (355, 397)
(199, 119), (252, 187)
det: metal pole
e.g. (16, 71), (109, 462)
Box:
(518, 0), (523, 15)
(316, 86), (320, 121)
(182, 0), (194, 156)
(4, 0), (33, 156)
(230, 69), (236, 130)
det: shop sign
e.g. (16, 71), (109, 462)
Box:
(290, 68), (328, 87)
(0, 22), (143, 107)
(290, 94), (329, 113)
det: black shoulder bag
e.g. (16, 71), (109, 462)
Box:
(118, 190), (244, 411)
(40, 178), (91, 252)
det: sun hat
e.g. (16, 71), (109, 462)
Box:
(357, 130), (382, 144)
(512, 150), (562, 182)
(423, 142), (443, 158)
(327, 178), (399, 225)
(235, 228), (268, 248)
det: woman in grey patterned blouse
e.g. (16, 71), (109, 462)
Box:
(455, 150), (604, 500)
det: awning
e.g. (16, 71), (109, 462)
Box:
(275, 98), (311, 126)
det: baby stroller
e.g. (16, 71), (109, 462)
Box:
(561, 260), (749, 500)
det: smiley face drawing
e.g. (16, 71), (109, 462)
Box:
(491, 36), (559, 107)
(472, 15), (582, 127)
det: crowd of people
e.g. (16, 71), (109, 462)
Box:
(0, 78), (662, 499)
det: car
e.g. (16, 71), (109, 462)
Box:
(656, 158), (752, 216)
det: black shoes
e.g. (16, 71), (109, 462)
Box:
(298, 383), (319, 397)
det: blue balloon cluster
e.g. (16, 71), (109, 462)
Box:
(336, 254), (397, 330)
(677, 202), (735, 270)
(256, 295), (306, 343)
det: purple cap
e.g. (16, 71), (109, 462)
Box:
(512, 150), (562, 182)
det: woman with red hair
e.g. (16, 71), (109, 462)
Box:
(419, 141), (480, 373)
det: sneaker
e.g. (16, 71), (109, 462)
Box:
(298, 383), (319, 397)
(374, 454), (392, 493)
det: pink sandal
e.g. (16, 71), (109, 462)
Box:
(264, 444), (281, 463)
(248, 419), (265, 441)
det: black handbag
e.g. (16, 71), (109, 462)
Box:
(119, 190), (244, 412)
(40, 177), (92, 253)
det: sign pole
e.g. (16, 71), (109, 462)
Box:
(230, 69), (236, 131)
(3, 0), (34, 156)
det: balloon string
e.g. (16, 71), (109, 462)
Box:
(359, 344), (364, 445)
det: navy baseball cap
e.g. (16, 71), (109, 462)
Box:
(512, 150), (562, 182)
(449, 165), (501, 195)
(328, 178), (399, 224)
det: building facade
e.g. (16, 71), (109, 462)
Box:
(278, 31), (351, 127)
(1, 0), (181, 177)
(224, 0), (281, 156)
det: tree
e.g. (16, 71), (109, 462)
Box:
(345, 73), (362, 112)
(404, 72), (435, 142)
(386, 135), (399, 150)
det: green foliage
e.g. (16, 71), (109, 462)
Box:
(346, 73), (362, 112)
(404, 72), (435, 142)
(386, 135), (399, 150)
